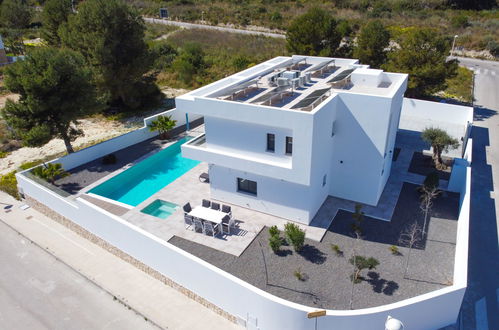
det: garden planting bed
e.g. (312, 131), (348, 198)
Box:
(408, 151), (453, 181)
(169, 182), (459, 309)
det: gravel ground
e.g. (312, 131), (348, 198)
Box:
(408, 151), (453, 181)
(169, 182), (459, 310)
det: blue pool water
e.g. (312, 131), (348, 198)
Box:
(141, 199), (179, 219)
(89, 137), (199, 206)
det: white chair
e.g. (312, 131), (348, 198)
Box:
(203, 221), (219, 237)
(193, 219), (204, 234)
(184, 214), (194, 230)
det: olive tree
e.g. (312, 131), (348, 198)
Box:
(421, 127), (459, 169)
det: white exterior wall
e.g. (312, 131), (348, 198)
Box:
(204, 117), (292, 166)
(378, 86), (406, 197)
(179, 97), (315, 186)
(328, 94), (391, 205)
(16, 154), (471, 330)
(209, 165), (313, 223)
(309, 96), (339, 215)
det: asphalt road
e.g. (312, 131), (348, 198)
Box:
(456, 57), (499, 330)
(144, 17), (286, 39)
(0, 220), (159, 330)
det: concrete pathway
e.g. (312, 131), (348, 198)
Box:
(0, 192), (240, 330)
(144, 17), (286, 39)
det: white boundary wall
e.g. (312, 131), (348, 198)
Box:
(43, 108), (202, 171)
(16, 152), (472, 330)
(401, 98), (473, 128)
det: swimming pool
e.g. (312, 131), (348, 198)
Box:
(89, 137), (199, 207)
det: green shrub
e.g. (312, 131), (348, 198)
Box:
(0, 151), (9, 158)
(389, 245), (400, 255)
(451, 14), (469, 29)
(0, 171), (19, 199)
(284, 222), (305, 252)
(349, 256), (379, 283)
(293, 268), (305, 281)
(19, 160), (44, 170)
(268, 225), (279, 237)
(486, 40), (499, 57)
(32, 163), (69, 184)
(269, 234), (282, 253)
(331, 244), (343, 256)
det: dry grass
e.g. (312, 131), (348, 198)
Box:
(127, 0), (498, 53)
(167, 28), (287, 59)
(144, 22), (180, 41)
(155, 28), (287, 89)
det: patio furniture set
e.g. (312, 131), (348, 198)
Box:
(182, 199), (236, 237)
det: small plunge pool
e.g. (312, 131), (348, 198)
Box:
(141, 199), (179, 219)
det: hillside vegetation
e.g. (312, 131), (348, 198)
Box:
(127, 0), (498, 54)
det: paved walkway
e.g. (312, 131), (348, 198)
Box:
(0, 192), (240, 330)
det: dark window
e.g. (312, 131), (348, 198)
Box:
(322, 174), (327, 187)
(237, 178), (257, 196)
(267, 133), (275, 152)
(285, 136), (293, 154)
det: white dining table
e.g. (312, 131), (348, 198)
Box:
(189, 206), (226, 224)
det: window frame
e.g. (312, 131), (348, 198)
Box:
(266, 133), (275, 152)
(285, 136), (293, 155)
(237, 178), (257, 196)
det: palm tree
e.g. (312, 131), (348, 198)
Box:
(32, 163), (68, 184)
(149, 115), (177, 139)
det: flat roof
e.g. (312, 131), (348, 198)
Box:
(181, 55), (407, 112)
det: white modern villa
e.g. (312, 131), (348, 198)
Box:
(179, 55), (408, 224)
(14, 54), (473, 330)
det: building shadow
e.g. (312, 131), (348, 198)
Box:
(461, 124), (499, 327)
(473, 106), (497, 122)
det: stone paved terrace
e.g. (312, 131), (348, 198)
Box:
(65, 125), (453, 257)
